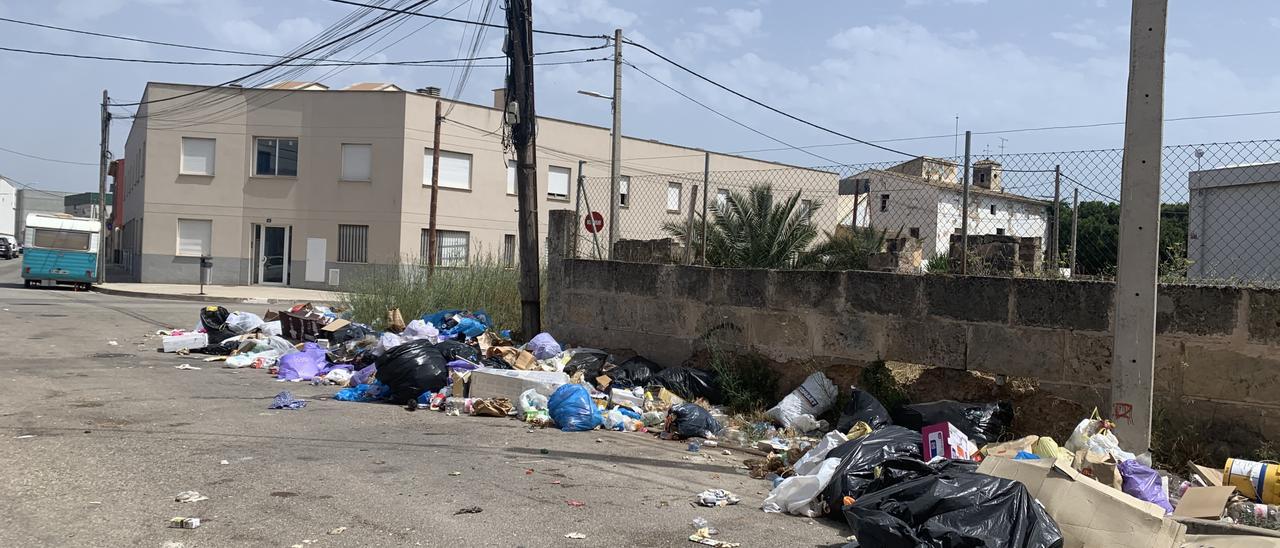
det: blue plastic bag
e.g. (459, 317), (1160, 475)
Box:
(548, 384), (603, 432)
(335, 381), (390, 402)
(526, 332), (562, 360)
(1118, 459), (1174, 514)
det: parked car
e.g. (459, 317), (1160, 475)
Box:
(0, 238), (12, 259)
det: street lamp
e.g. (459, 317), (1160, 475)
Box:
(575, 29), (623, 259)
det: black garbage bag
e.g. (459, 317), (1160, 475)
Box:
(651, 366), (722, 403)
(200, 306), (235, 344)
(480, 356), (512, 370)
(435, 340), (480, 364)
(836, 388), (893, 433)
(824, 425), (922, 514)
(666, 402), (723, 439)
(842, 471), (1064, 548)
(861, 457), (979, 496)
(609, 356), (663, 389)
(330, 322), (375, 345)
(562, 348), (612, 378)
(374, 339), (449, 404)
(891, 400), (1014, 447)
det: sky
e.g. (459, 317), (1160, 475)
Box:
(1, 0), (1279, 193)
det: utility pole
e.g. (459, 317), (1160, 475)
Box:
(427, 99), (442, 278)
(507, 0), (541, 337)
(573, 160), (585, 259)
(1070, 187), (1079, 277)
(607, 28), (623, 259)
(682, 184), (698, 264)
(1052, 165), (1062, 270)
(699, 152), (709, 264)
(1111, 0), (1168, 451)
(960, 130), (971, 274)
(97, 89), (110, 284)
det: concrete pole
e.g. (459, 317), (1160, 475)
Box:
(607, 28), (623, 259)
(960, 131), (971, 274)
(573, 160), (585, 259)
(1070, 188), (1079, 277)
(699, 152), (709, 264)
(427, 100), (441, 278)
(683, 184), (698, 264)
(1052, 165), (1062, 270)
(97, 90), (110, 284)
(1111, 0), (1168, 451)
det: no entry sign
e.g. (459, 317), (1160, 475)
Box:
(584, 211), (605, 233)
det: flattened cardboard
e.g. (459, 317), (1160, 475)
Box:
(1190, 463), (1225, 487)
(1174, 486), (1237, 519)
(1182, 534), (1280, 548)
(321, 319), (350, 333)
(978, 456), (1186, 548)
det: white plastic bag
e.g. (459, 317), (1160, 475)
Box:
(259, 320), (282, 337)
(374, 332), (406, 356)
(324, 368), (354, 386)
(765, 372), (838, 430)
(762, 458), (841, 517)
(516, 388), (549, 414)
(793, 430), (848, 476)
(226, 312), (265, 334)
(1065, 414), (1137, 463)
(403, 319), (439, 342)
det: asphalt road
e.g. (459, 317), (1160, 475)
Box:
(0, 259), (848, 548)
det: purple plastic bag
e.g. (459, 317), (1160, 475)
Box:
(446, 358), (479, 371)
(352, 364), (377, 386)
(278, 343), (329, 381)
(1118, 459), (1174, 514)
(526, 332), (562, 360)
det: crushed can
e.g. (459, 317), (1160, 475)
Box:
(169, 517), (201, 529)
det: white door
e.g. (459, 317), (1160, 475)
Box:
(257, 225), (290, 285)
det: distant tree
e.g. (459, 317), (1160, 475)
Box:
(1054, 200), (1189, 276)
(795, 226), (896, 271)
(663, 183), (819, 269)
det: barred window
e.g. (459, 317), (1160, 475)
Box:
(503, 234), (516, 267)
(337, 224), (368, 263)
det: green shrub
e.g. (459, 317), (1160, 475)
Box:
(707, 345), (780, 414)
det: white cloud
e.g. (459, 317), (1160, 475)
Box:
(694, 6), (717, 16)
(904, 0), (987, 5)
(1050, 31), (1106, 50)
(535, 0), (637, 28)
(1270, 17), (1280, 29)
(207, 16), (323, 53)
(675, 8), (763, 51)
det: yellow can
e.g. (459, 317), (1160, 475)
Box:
(1224, 458), (1280, 505)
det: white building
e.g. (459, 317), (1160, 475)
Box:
(1188, 162), (1280, 281)
(843, 157), (1051, 263)
(0, 176), (15, 239)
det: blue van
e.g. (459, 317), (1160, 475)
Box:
(22, 213), (99, 288)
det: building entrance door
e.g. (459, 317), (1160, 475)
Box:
(254, 225), (290, 285)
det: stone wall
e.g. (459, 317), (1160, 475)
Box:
(543, 211), (1280, 444)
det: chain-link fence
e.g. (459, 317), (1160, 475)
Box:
(575, 139), (1280, 286)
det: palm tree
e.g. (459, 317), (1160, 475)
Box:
(795, 226), (897, 271)
(664, 184), (820, 269)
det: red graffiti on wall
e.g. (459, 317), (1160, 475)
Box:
(1113, 402), (1134, 425)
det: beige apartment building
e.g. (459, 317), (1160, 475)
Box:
(120, 81), (838, 288)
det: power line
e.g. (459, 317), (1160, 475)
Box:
(1060, 173), (1117, 202)
(623, 60), (844, 166)
(324, 0), (608, 39)
(0, 145), (97, 166)
(108, 0), (435, 107)
(621, 38), (918, 159)
(0, 44), (607, 67)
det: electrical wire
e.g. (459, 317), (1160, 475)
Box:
(324, 0), (609, 39)
(108, 0), (434, 107)
(1060, 173), (1118, 202)
(0, 145), (97, 166)
(621, 38), (919, 159)
(0, 44), (604, 67)
(623, 60), (845, 166)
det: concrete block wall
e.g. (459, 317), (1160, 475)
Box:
(543, 211), (1280, 441)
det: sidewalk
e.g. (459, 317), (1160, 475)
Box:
(93, 282), (341, 304)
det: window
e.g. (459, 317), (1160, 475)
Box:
(176, 219), (211, 257)
(996, 228), (1006, 236)
(255, 138), (298, 177)
(977, 172), (988, 184)
(548, 166), (571, 199)
(340, 143), (372, 181)
(715, 189), (729, 212)
(33, 229), (91, 251)
(503, 234), (516, 267)
(619, 176), (630, 207)
(180, 137), (215, 176)
(423, 149), (472, 190)
(337, 224), (368, 263)
(667, 182), (682, 212)
(437, 230), (470, 267)
(990, 204), (997, 215)
(909, 227), (921, 239)
(798, 199), (814, 224)
(879, 193), (889, 212)
(506, 160), (517, 195)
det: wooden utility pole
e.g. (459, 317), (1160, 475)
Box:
(97, 89), (110, 284)
(507, 0), (541, 337)
(1111, 0), (1168, 451)
(427, 99), (442, 277)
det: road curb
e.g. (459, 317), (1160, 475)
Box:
(91, 285), (340, 305)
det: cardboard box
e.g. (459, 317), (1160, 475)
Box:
(162, 332), (208, 353)
(1174, 486), (1237, 519)
(922, 421), (978, 460)
(978, 456), (1186, 548)
(467, 368), (570, 399)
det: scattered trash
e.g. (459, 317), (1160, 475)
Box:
(765, 372), (837, 431)
(14, 435), (35, 439)
(548, 384), (603, 432)
(691, 517), (718, 535)
(1118, 459), (1174, 514)
(328, 526), (348, 535)
(720, 449), (732, 456)
(449, 471), (462, 477)
(168, 517), (201, 529)
(667, 403), (722, 439)
(268, 391), (307, 410)
(688, 529), (739, 547)
(540, 448), (550, 455)
(564, 532), (587, 540)
(566, 499), (586, 508)
(1224, 457), (1280, 504)
(174, 491), (208, 503)
(891, 400), (1013, 447)
(219, 460), (229, 465)
(174, 364), (201, 371)
(695, 489), (741, 507)
(454, 506), (483, 515)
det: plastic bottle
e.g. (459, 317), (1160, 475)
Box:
(690, 517), (717, 536)
(687, 439), (703, 452)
